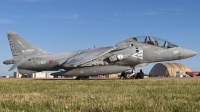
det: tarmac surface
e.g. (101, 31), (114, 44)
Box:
(0, 77), (200, 80)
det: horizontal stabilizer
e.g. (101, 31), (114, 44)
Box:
(9, 56), (32, 71)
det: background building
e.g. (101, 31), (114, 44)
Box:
(149, 63), (191, 77)
(14, 72), (54, 78)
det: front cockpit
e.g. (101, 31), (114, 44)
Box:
(117, 36), (178, 48)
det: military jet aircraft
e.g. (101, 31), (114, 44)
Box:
(3, 31), (197, 79)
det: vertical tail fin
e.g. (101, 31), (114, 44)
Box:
(6, 31), (50, 59)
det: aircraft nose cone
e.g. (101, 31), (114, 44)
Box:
(187, 50), (197, 57)
(183, 49), (197, 58)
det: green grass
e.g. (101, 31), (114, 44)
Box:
(0, 79), (200, 112)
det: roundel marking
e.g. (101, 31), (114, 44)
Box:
(49, 60), (53, 64)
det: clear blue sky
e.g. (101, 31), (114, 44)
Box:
(0, 0), (199, 76)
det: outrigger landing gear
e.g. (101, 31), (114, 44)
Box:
(75, 76), (90, 80)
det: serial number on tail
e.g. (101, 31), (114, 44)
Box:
(22, 49), (34, 53)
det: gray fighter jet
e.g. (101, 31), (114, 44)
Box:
(3, 31), (197, 79)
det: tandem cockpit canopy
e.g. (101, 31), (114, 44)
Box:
(134, 36), (178, 48)
(117, 36), (178, 48)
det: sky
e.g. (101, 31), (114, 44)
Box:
(0, 0), (200, 76)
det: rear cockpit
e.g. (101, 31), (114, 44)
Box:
(117, 36), (178, 48)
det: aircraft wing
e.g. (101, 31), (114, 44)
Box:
(63, 46), (116, 67)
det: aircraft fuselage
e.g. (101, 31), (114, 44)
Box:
(3, 32), (197, 76)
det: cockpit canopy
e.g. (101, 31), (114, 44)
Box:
(117, 36), (178, 48)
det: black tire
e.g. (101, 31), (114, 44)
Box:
(75, 76), (89, 80)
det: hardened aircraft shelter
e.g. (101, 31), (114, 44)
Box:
(149, 63), (191, 77)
